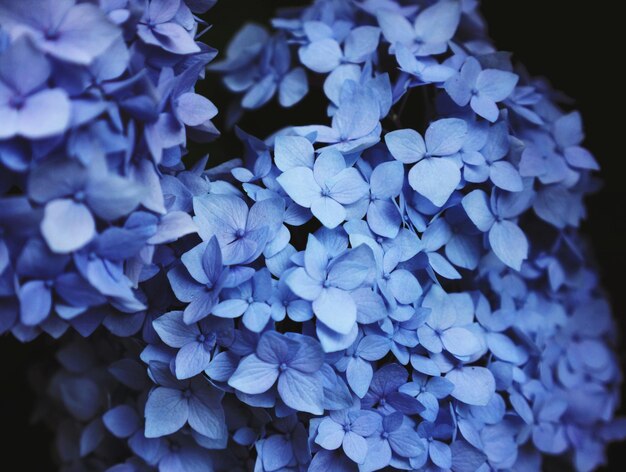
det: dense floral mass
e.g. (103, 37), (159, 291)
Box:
(0, 0), (624, 471)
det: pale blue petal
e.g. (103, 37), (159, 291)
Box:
(274, 135), (314, 171)
(175, 342), (212, 379)
(489, 161), (523, 192)
(385, 129), (425, 164)
(228, 354), (279, 394)
(327, 168), (369, 205)
(299, 38), (342, 73)
(476, 70), (518, 102)
(313, 287), (356, 334)
(286, 267), (323, 301)
(370, 161), (404, 198)
(211, 299), (249, 318)
(153, 310), (198, 348)
(41, 199), (95, 253)
(462, 190), (495, 232)
(347, 357), (373, 398)
(277, 369), (324, 414)
(488, 220), (528, 270)
(144, 387), (188, 438)
(279, 67), (308, 107)
(446, 366), (495, 406)
(408, 158), (460, 207)
(343, 431), (368, 464)
(425, 118), (467, 156)
(277, 167), (320, 208)
(311, 196), (346, 228)
(441, 327), (481, 357)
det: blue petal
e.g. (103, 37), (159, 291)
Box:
(299, 38), (342, 73)
(175, 342), (212, 379)
(408, 158), (460, 207)
(242, 302), (271, 332)
(425, 118), (467, 156)
(277, 167), (320, 208)
(103, 405), (139, 438)
(316, 417), (344, 450)
(313, 287), (356, 334)
(228, 354), (278, 394)
(370, 161), (404, 198)
(41, 199), (95, 253)
(385, 129), (425, 164)
(211, 298), (249, 319)
(279, 67), (308, 107)
(193, 194), (248, 243)
(333, 82), (380, 140)
(344, 26), (380, 63)
(347, 357), (373, 398)
(144, 387), (189, 438)
(446, 366), (495, 406)
(388, 427), (424, 458)
(311, 196), (346, 229)
(388, 269), (422, 304)
(490, 161), (523, 192)
(262, 435), (294, 471)
(187, 393), (226, 440)
(462, 190), (495, 232)
(430, 440), (452, 469)
(343, 431), (368, 464)
(327, 168), (368, 205)
(274, 135), (314, 171)
(470, 94), (499, 122)
(286, 267), (323, 301)
(368, 199), (401, 238)
(86, 175), (143, 220)
(414, 0), (461, 45)
(441, 327), (481, 357)
(357, 335), (391, 361)
(377, 11), (415, 45)
(277, 369), (324, 414)
(153, 311), (198, 348)
(488, 220), (528, 270)
(476, 69), (518, 102)
(19, 280), (52, 326)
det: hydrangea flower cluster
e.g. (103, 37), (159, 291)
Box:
(1, 0), (625, 471)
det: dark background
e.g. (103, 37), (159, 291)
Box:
(1, 1), (624, 469)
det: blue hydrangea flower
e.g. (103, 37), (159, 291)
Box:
(445, 56), (519, 122)
(277, 149), (368, 228)
(228, 331), (325, 414)
(386, 118), (467, 206)
(4, 1), (625, 470)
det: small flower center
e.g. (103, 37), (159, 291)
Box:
(197, 334), (206, 343)
(182, 389), (193, 399)
(471, 88), (479, 96)
(246, 296), (254, 304)
(74, 191), (86, 202)
(379, 397), (386, 407)
(235, 228), (245, 238)
(44, 279), (54, 288)
(9, 94), (26, 110)
(343, 424), (352, 432)
(88, 251), (97, 261)
(381, 431), (389, 439)
(44, 28), (60, 40)
(383, 272), (391, 280)
(283, 299), (289, 307)
(320, 188), (330, 197)
(322, 279), (331, 288)
(279, 362), (288, 372)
